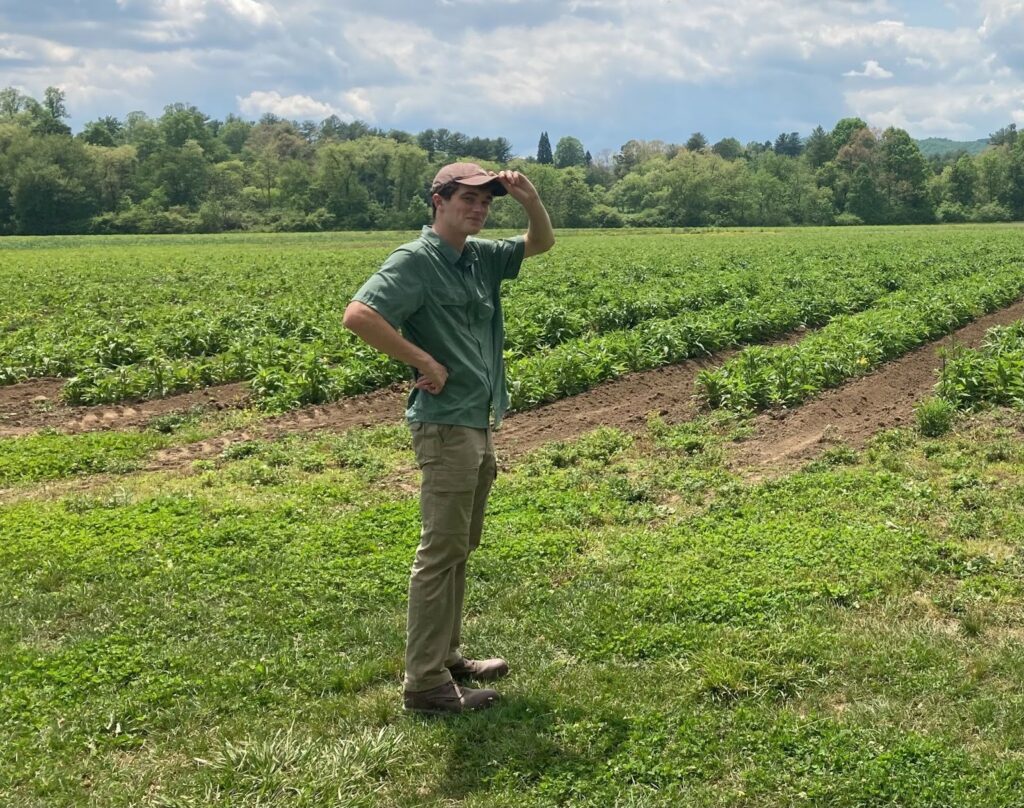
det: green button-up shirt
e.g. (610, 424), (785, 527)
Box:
(352, 226), (525, 429)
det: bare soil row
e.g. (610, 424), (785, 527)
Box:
(3, 298), (1023, 478)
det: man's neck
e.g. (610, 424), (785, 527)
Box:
(431, 223), (466, 254)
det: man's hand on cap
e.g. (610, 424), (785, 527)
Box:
(495, 170), (540, 205)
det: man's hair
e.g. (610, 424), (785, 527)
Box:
(430, 180), (460, 221)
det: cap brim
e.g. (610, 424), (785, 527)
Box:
(430, 175), (505, 195)
(453, 175), (508, 196)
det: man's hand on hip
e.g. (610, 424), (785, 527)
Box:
(414, 358), (448, 395)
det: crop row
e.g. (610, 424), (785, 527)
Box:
(55, 262), (886, 409)
(3, 228), (1023, 413)
(63, 251), (991, 413)
(507, 281), (886, 411)
(4, 233), (896, 399)
(695, 266), (1024, 412)
(935, 321), (1024, 410)
(503, 245), (1024, 411)
(244, 254), (1020, 414)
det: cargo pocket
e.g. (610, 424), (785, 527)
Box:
(426, 467), (478, 494)
(421, 466), (478, 537)
(410, 422), (441, 468)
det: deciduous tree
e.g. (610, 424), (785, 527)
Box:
(554, 136), (586, 168)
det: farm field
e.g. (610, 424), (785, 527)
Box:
(3, 225), (1024, 413)
(3, 225), (1024, 807)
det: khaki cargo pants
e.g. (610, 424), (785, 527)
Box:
(405, 422), (497, 692)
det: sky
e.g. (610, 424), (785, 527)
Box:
(1, 0), (1022, 157)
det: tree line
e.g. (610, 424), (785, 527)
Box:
(1, 86), (1022, 235)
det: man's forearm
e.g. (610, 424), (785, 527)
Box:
(342, 302), (432, 369)
(523, 197), (555, 258)
(494, 170), (555, 258)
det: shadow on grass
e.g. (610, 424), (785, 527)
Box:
(408, 695), (627, 803)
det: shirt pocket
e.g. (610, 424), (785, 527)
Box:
(434, 286), (470, 323)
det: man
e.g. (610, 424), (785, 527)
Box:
(343, 162), (555, 714)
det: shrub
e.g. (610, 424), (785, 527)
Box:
(936, 202), (969, 223)
(915, 397), (956, 437)
(970, 202), (1012, 223)
(590, 204), (625, 228)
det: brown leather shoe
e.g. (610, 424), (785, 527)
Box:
(403, 680), (499, 715)
(447, 657), (510, 682)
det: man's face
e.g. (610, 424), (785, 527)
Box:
(434, 184), (494, 236)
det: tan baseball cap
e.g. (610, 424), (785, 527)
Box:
(430, 162), (508, 196)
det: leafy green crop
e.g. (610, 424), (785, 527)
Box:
(5, 413), (1024, 806)
(3, 226), (1023, 414)
(0, 431), (172, 485)
(697, 262), (1024, 411)
(936, 320), (1024, 409)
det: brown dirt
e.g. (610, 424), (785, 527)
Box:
(141, 336), (807, 472)
(0, 379), (251, 437)
(727, 298), (1024, 477)
(5, 299), (1024, 481)
(145, 382), (412, 469)
(493, 353), (727, 459)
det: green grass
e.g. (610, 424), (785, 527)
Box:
(0, 430), (173, 485)
(3, 408), (1024, 806)
(0, 407), (256, 487)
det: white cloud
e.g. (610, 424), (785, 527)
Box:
(978, 0), (1024, 72)
(342, 89), (375, 121)
(222, 0), (278, 26)
(5, 0), (1024, 148)
(847, 81), (1024, 136)
(290, 2), (1024, 141)
(112, 0), (278, 45)
(844, 59), (894, 77)
(238, 90), (340, 119)
(0, 45), (30, 59)
(342, 18), (439, 79)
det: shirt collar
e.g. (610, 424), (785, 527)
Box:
(420, 225), (464, 266)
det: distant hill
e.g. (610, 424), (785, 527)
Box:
(915, 137), (990, 158)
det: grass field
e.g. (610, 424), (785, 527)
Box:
(2, 226), (1024, 806)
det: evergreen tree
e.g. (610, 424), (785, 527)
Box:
(989, 123), (1018, 147)
(773, 132), (803, 157)
(803, 126), (835, 168)
(537, 131), (553, 164)
(845, 163), (887, 223)
(685, 132), (708, 151)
